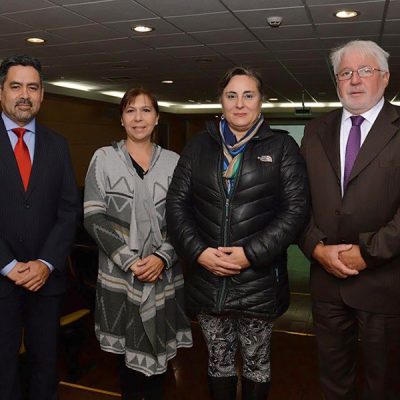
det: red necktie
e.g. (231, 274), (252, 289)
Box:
(12, 127), (31, 191)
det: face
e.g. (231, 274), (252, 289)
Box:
(336, 51), (389, 114)
(221, 75), (262, 139)
(0, 65), (44, 126)
(121, 94), (159, 144)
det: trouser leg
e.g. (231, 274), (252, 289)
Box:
(356, 310), (400, 400)
(238, 317), (273, 399)
(25, 293), (61, 400)
(118, 355), (167, 400)
(0, 288), (23, 400)
(143, 372), (166, 400)
(198, 313), (238, 400)
(312, 300), (358, 400)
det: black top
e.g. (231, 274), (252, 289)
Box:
(130, 156), (147, 179)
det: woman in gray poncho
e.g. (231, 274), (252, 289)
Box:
(84, 88), (192, 399)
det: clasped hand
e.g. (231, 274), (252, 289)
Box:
(130, 255), (164, 282)
(7, 260), (50, 292)
(197, 246), (250, 277)
(312, 243), (367, 279)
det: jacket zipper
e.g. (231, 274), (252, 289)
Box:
(216, 197), (230, 312)
(216, 153), (243, 313)
(275, 266), (279, 284)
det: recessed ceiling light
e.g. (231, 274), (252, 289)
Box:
(161, 80), (173, 84)
(335, 9), (360, 19)
(268, 97), (278, 101)
(132, 25), (154, 33)
(50, 80), (95, 91)
(26, 37), (46, 44)
(100, 91), (125, 98)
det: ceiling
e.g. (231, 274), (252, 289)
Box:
(1, 0), (400, 112)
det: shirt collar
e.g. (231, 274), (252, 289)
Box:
(1, 112), (36, 133)
(342, 97), (385, 125)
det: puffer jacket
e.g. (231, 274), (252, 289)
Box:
(166, 120), (309, 319)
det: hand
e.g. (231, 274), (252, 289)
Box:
(197, 247), (242, 277)
(15, 260), (50, 292)
(338, 245), (367, 271)
(131, 255), (164, 282)
(218, 247), (250, 269)
(312, 243), (359, 279)
(7, 262), (30, 282)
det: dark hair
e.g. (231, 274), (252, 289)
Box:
(0, 55), (43, 87)
(218, 66), (264, 99)
(119, 87), (159, 116)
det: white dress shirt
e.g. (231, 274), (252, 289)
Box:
(339, 97), (384, 195)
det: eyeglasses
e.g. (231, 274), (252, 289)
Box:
(336, 66), (386, 81)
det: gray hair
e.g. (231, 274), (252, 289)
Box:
(330, 40), (390, 74)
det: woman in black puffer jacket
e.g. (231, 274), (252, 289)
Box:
(166, 66), (309, 400)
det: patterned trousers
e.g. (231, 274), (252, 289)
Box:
(197, 312), (273, 383)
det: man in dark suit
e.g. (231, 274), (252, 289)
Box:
(0, 55), (80, 400)
(299, 40), (400, 399)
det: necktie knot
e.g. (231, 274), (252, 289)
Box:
(12, 127), (27, 139)
(350, 115), (364, 127)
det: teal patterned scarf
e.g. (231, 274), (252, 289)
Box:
(220, 113), (264, 193)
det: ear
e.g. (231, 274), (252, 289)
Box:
(40, 86), (44, 103)
(155, 116), (159, 126)
(121, 118), (124, 127)
(383, 71), (390, 88)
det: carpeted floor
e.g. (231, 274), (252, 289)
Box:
(56, 245), (321, 399)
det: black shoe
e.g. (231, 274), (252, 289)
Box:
(208, 375), (238, 400)
(241, 377), (270, 400)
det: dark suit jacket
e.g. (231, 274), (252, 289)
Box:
(299, 101), (400, 314)
(0, 118), (81, 298)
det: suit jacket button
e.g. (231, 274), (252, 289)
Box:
(25, 204), (30, 209)
(335, 210), (340, 215)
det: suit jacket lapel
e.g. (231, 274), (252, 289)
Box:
(317, 110), (342, 181)
(348, 101), (400, 185)
(26, 124), (45, 197)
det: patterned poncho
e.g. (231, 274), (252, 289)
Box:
(84, 140), (192, 375)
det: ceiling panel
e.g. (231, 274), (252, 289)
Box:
(0, 31), (68, 50)
(309, 2), (387, 24)
(317, 21), (381, 37)
(133, 33), (200, 48)
(105, 18), (181, 36)
(305, 0), (385, 5)
(0, 0), (54, 13)
(235, 7), (310, 27)
(223, 0), (303, 10)
(0, 15), (37, 34)
(386, 0), (400, 19)
(134, 0), (226, 17)
(66, 0), (155, 23)
(49, 0), (109, 4)
(384, 21), (400, 35)
(48, 24), (125, 41)
(263, 38), (322, 51)
(166, 12), (243, 32)
(190, 29), (255, 45)
(209, 41), (266, 55)
(0, 0), (398, 106)
(251, 25), (315, 41)
(5, 7), (92, 29)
